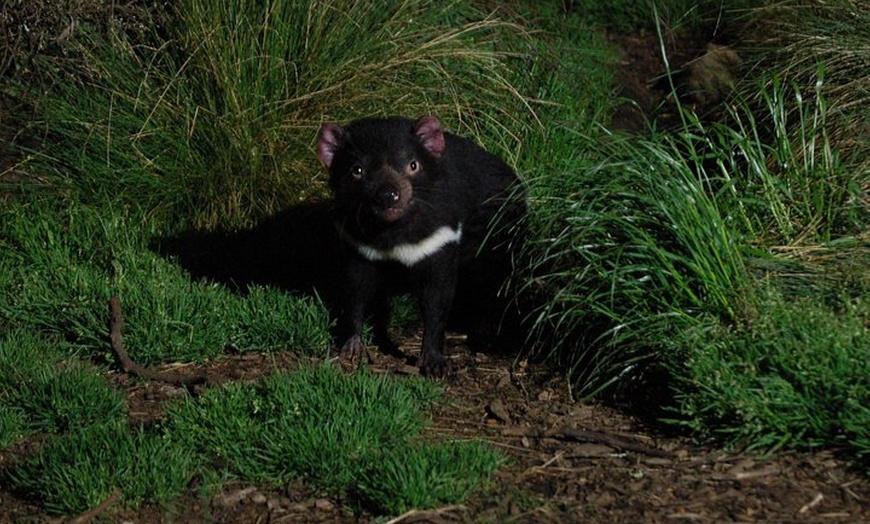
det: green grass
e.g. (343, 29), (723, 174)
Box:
(708, 75), (858, 243)
(738, 0), (870, 222)
(356, 440), (505, 514)
(0, 331), (126, 436)
(0, 406), (28, 448)
(515, 90), (869, 459)
(6, 0), (536, 231)
(5, 365), (502, 516)
(7, 420), (196, 515)
(0, 200), (331, 364)
(507, 1), (870, 465)
(516, 127), (751, 397)
(164, 365), (431, 488)
(0, 2), (535, 514)
(667, 292), (870, 460)
(165, 366), (500, 513)
(566, 0), (761, 34)
(2, 0), (869, 517)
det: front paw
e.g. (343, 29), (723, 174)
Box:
(334, 335), (364, 372)
(419, 352), (453, 379)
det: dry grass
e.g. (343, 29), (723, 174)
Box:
(738, 0), (870, 209)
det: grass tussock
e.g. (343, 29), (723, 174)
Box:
(718, 76), (855, 243)
(6, 0), (536, 230)
(668, 292), (870, 457)
(738, 0), (870, 228)
(514, 28), (869, 463)
(518, 126), (751, 397)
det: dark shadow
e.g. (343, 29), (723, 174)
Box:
(152, 201), (527, 355)
(152, 201), (344, 309)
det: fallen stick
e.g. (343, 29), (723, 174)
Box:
(108, 296), (207, 387)
(70, 489), (121, 524)
(503, 425), (675, 458)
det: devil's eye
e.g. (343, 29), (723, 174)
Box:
(350, 165), (364, 179)
(408, 160), (419, 172)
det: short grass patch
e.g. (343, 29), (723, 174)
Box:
(667, 291), (870, 461)
(0, 200), (331, 364)
(164, 365), (502, 512)
(6, 420), (196, 515)
(356, 440), (505, 515)
(4, 364), (502, 516)
(0, 331), (125, 436)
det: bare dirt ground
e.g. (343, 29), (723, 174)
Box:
(2, 334), (868, 523)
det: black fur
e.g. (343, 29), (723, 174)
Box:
(317, 115), (523, 377)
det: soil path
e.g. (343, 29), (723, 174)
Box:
(3, 334), (867, 523)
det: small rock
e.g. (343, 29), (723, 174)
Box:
(214, 486), (256, 508)
(314, 498), (334, 511)
(486, 398), (512, 424)
(586, 491), (615, 506)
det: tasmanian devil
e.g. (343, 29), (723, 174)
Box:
(316, 115), (523, 377)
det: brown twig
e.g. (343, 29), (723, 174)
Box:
(70, 489), (121, 524)
(383, 504), (467, 524)
(503, 425), (675, 458)
(108, 296), (207, 387)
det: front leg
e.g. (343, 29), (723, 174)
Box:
(415, 249), (460, 378)
(335, 254), (380, 368)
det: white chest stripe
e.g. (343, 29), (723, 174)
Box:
(351, 224), (463, 267)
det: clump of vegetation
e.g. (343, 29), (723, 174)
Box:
(164, 366), (438, 489)
(517, 126), (751, 397)
(667, 292), (870, 455)
(0, 331), (126, 436)
(7, 366), (501, 515)
(512, 1), (870, 465)
(738, 0), (870, 225)
(4, 0), (535, 231)
(356, 440), (505, 514)
(7, 420), (195, 515)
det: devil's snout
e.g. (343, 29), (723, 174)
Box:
(376, 183), (401, 208)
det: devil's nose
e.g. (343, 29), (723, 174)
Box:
(376, 183), (401, 207)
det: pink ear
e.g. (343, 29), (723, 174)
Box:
(414, 116), (445, 158)
(317, 123), (344, 168)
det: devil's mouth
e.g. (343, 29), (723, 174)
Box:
(374, 199), (412, 222)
